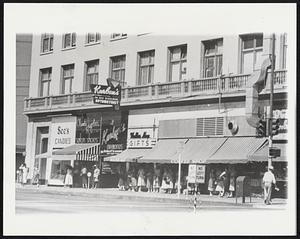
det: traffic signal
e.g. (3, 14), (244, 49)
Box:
(271, 118), (280, 136)
(256, 119), (267, 137)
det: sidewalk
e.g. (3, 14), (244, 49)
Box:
(16, 184), (287, 209)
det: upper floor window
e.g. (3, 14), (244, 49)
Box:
(137, 50), (155, 86)
(110, 55), (126, 87)
(86, 33), (101, 44)
(41, 33), (53, 53)
(168, 44), (187, 82)
(240, 34), (263, 74)
(61, 64), (74, 94)
(203, 39), (223, 78)
(280, 33), (287, 69)
(39, 67), (52, 97)
(84, 59), (99, 91)
(110, 33), (127, 40)
(62, 33), (76, 49)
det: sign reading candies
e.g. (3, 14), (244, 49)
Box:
(51, 118), (76, 149)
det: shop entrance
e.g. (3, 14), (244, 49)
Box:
(39, 158), (47, 184)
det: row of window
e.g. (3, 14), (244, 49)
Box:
(41, 33), (127, 53)
(38, 33), (287, 97)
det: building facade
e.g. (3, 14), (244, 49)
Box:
(16, 34), (32, 173)
(23, 33), (288, 193)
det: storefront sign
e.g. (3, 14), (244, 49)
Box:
(90, 83), (121, 106)
(51, 118), (76, 149)
(127, 127), (157, 148)
(75, 112), (127, 154)
(188, 164), (206, 184)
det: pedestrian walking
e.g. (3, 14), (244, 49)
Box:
(64, 167), (73, 188)
(80, 166), (88, 188)
(32, 166), (40, 187)
(208, 170), (216, 196)
(262, 166), (276, 205)
(93, 165), (100, 189)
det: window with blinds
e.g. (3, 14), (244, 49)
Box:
(196, 117), (224, 136)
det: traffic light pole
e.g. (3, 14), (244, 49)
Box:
(268, 33), (275, 168)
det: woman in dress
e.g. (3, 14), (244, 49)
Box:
(64, 168), (73, 188)
(208, 170), (216, 196)
(228, 175), (235, 198)
(215, 171), (226, 197)
(153, 175), (160, 193)
(146, 170), (153, 193)
(20, 163), (28, 186)
(137, 168), (146, 192)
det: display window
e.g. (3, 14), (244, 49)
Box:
(50, 160), (71, 181)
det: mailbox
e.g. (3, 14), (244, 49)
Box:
(235, 176), (251, 204)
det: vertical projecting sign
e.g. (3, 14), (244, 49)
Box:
(90, 78), (121, 110)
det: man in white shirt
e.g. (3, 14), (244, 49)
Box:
(262, 166), (276, 205)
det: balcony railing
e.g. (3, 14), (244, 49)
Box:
(24, 70), (287, 113)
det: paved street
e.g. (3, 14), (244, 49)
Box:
(16, 187), (285, 214)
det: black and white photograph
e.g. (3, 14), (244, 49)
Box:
(3, 3), (296, 236)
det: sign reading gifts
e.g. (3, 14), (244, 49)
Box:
(127, 127), (157, 148)
(188, 164), (206, 184)
(51, 117), (76, 149)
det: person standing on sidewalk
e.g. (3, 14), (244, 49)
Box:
(137, 168), (146, 192)
(32, 166), (40, 187)
(208, 170), (216, 196)
(20, 163), (29, 186)
(64, 167), (73, 188)
(262, 166), (276, 205)
(93, 165), (100, 189)
(80, 166), (88, 188)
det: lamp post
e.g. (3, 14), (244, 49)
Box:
(177, 141), (185, 198)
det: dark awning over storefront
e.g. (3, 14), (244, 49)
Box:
(206, 137), (268, 164)
(138, 138), (189, 164)
(171, 137), (227, 164)
(52, 143), (100, 161)
(249, 142), (287, 162)
(104, 148), (152, 162)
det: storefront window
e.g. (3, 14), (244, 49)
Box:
(50, 160), (71, 181)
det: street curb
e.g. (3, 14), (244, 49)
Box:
(16, 187), (254, 207)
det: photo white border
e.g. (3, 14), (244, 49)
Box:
(4, 3), (297, 236)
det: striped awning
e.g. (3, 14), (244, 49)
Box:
(52, 143), (100, 161)
(206, 137), (268, 164)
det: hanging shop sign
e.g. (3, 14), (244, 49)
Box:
(75, 113), (127, 155)
(51, 117), (76, 150)
(90, 78), (121, 109)
(188, 164), (206, 184)
(127, 127), (157, 148)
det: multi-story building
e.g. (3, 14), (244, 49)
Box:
(16, 34), (32, 173)
(23, 33), (287, 194)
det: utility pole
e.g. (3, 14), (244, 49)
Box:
(99, 116), (103, 173)
(177, 141), (185, 198)
(268, 33), (276, 168)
